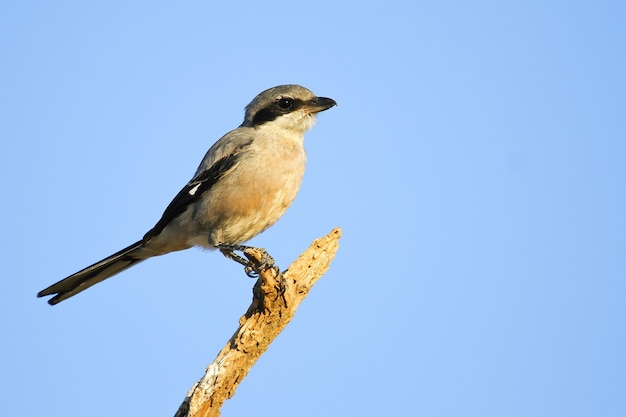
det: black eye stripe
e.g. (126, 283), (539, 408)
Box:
(250, 97), (305, 126)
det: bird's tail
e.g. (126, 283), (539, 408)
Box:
(38, 240), (150, 305)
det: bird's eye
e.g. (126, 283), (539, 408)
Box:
(277, 98), (293, 110)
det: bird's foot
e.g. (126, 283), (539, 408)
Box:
(218, 244), (278, 277)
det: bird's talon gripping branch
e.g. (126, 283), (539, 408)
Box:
(218, 244), (254, 277)
(244, 266), (258, 278)
(249, 248), (276, 272)
(218, 244), (277, 278)
(218, 244), (251, 268)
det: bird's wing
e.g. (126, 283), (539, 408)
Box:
(143, 138), (253, 242)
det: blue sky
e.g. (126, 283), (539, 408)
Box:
(2, 1), (625, 416)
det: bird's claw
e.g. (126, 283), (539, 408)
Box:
(244, 265), (258, 278)
(218, 243), (277, 277)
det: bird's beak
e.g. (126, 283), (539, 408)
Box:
(304, 97), (337, 114)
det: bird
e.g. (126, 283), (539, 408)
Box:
(38, 84), (336, 305)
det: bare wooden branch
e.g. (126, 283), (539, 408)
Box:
(174, 228), (342, 417)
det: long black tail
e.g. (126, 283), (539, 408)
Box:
(38, 240), (150, 305)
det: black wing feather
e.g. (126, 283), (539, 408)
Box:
(143, 150), (245, 242)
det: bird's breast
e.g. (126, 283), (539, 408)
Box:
(194, 137), (307, 246)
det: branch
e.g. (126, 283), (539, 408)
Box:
(174, 228), (342, 417)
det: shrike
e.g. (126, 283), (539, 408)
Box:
(38, 84), (336, 305)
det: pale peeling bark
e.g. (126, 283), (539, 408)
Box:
(174, 228), (342, 417)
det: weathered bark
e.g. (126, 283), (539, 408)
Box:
(174, 228), (342, 417)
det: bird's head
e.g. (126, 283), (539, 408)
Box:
(242, 84), (336, 134)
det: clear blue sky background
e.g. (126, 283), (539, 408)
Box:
(2, 1), (625, 416)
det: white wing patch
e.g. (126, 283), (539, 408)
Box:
(188, 183), (201, 196)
